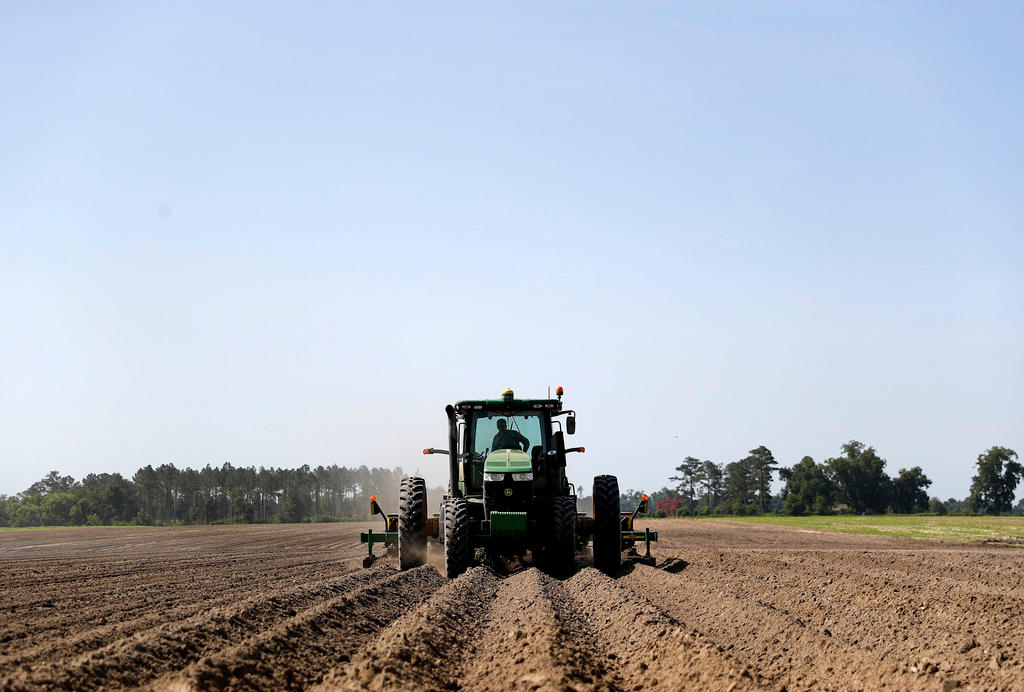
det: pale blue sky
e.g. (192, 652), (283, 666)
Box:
(1, 2), (1021, 500)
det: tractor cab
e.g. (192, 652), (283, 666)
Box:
(456, 391), (572, 507)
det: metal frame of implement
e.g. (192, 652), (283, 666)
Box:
(360, 494), (657, 565)
(360, 497), (398, 564)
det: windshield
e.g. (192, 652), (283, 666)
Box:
(471, 412), (544, 459)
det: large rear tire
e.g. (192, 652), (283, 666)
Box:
(592, 474), (621, 574)
(444, 497), (471, 579)
(398, 477), (427, 570)
(547, 496), (577, 578)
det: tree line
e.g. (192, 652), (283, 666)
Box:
(0, 463), (443, 528)
(2, 443), (1020, 527)
(625, 442), (1023, 517)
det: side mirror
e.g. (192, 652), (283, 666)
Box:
(566, 415), (576, 435)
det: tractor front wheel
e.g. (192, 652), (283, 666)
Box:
(398, 477), (427, 570)
(592, 474), (621, 574)
(444, 497), (471, 579)
(547, 496), (577, 578)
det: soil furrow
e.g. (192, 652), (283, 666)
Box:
(322, 565), (762, 691)
(641, 550), (1023, 689)
(0, 562), (354, 672)
(0, 557), (353, 658)
(0, 564), (395, 690)
(315, 566), (501, 690)
(456, 569), (624, 691)
(152, 566), (445, 691)
(563, 567), (762, 690)
(4, 521), (1024, 691)
(621, 562), (914, 690)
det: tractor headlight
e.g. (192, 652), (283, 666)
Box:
(484, 472), (506, 482)
(511, 472), (534, 482)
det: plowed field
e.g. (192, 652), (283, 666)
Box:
(2, 520), (1022, 690)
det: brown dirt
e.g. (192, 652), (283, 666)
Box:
(1, 519), (1022, 690)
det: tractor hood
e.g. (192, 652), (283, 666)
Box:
(483, 449), (533, 474)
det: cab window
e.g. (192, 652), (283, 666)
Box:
(471, 412), (544, 459)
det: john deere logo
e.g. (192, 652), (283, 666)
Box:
(504, 488), (513, 496)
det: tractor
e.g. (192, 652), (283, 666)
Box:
(361, 388), (656, 578)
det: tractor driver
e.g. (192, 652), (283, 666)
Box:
(492, 418), (529, 452)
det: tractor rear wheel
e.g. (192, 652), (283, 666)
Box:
(444, 497), (471, 579)
(398, 477), (427, 570)
(547, 496), (577, 578)
(592, 474), (621, 574)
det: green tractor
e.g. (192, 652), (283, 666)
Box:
(361, 388), (656, 578)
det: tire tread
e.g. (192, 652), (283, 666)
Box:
(592, 474), (621, 574)
(398, 477), (427, 570)
(444, 497), (471, 579)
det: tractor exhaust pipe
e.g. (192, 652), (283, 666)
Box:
(445, 404), (462, 498)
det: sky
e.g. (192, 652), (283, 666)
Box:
(1, 2), (1021, 501)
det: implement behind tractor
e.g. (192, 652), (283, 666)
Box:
(361, 388), (656, 577)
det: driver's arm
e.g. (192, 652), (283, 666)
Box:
(518, 432), (530, 452)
